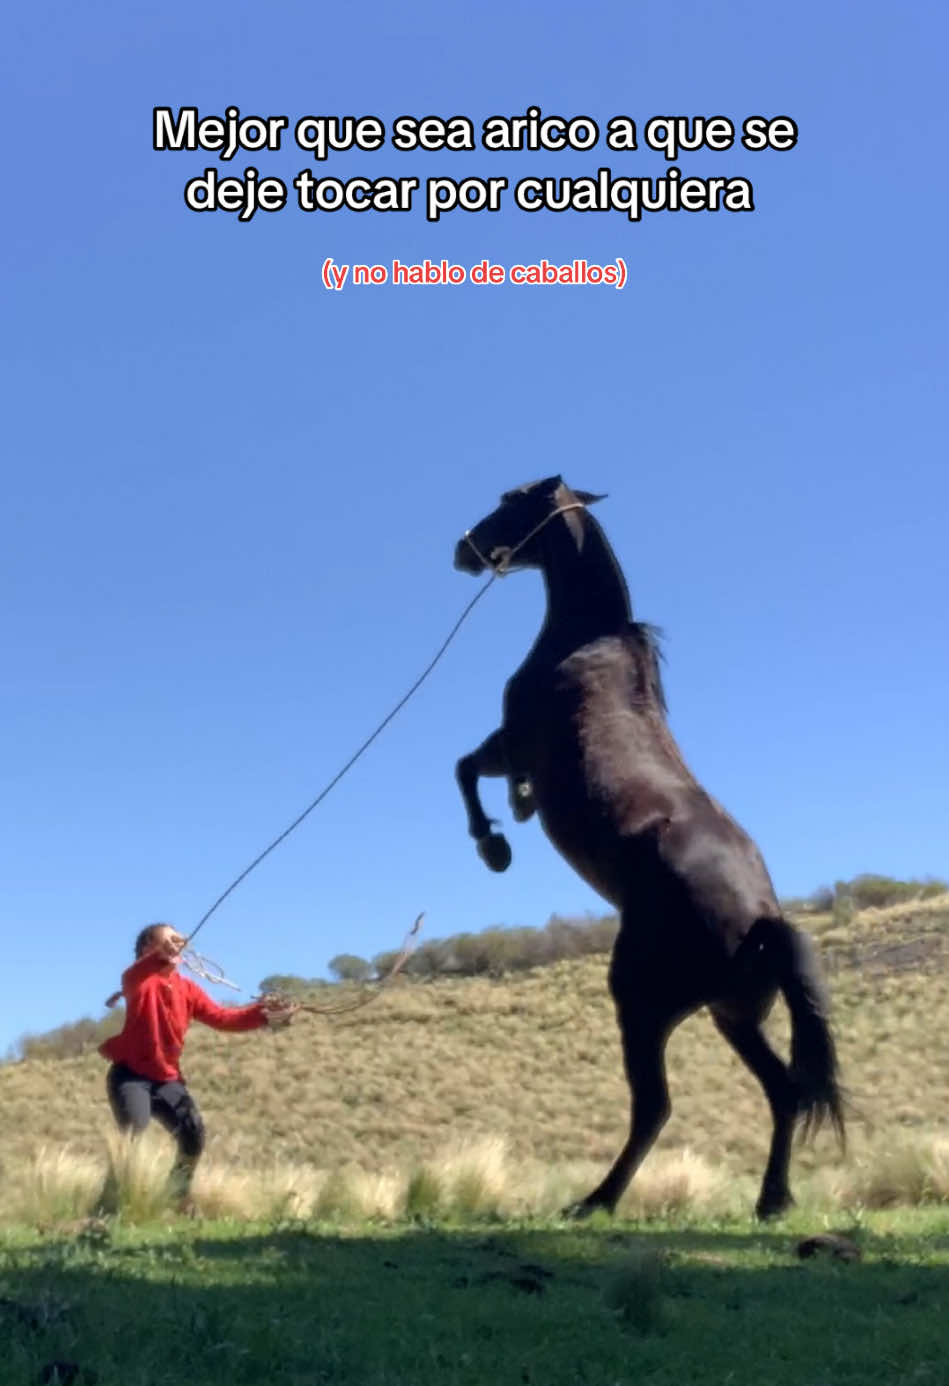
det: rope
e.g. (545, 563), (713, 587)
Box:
(186, 492), (590, 949)
(101, 500), (575, 1009)
(180, 913), (425, 1020)
(186, 576), (497, 946)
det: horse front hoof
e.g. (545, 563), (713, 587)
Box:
(477, 832), (512, 872)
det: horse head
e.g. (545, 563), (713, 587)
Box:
(454, 476), (606, 576)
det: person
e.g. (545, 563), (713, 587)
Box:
(98, 922), (296, 1211)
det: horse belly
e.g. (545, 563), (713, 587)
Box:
(509, 669), (670, 905)
(530, 767), (628, 907)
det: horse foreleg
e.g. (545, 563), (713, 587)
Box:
(455, 729), (514, 872)
(567, 1011), (672, 1217)
(711, 1010), (797, 1219)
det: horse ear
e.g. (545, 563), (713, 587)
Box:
(572, 489), (607, 506)
(502, 476), (562, 503)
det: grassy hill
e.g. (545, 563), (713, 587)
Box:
(2, 894), (948, 1222)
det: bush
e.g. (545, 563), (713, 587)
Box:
(783, 877), (948, 919)
(396, 915), (619, 981)
(257, 974), (327, 997)
(833, 881), (856, 927)
(16, 1013), (121, 1063)
(371, 949), (403, 980)
(328, 954), (371, 983)
(847, 874), (948, 911)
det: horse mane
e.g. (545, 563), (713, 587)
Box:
(628, 621), (667, 715)
(580, 507), (633, 613)
(571, 506), (667, 715)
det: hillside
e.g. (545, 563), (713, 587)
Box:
(2, 895), (947, 1210)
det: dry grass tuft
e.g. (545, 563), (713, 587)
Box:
(617, 1148), (745, 1220)
(831, 1132), (949, 1210)
(193, 1161), (323, 1222)
(420, 1135), (512, 1219)
(4, 1146), (103, 1226)
(101, 1130), (179, 1221)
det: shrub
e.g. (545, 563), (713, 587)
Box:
(371, 949), (403, 980)
(832, 881), (856, 927)
(849, 876), (910, 910)
(376, 914), (619, 982)
(784, 877), (947, 919)
(846, 874), (948, 911)
(257, 974), (326, 997)
(328, 954), (371, 983)
(16, 1013), (121, 1063)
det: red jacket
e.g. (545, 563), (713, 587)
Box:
(100, 950), (267, 1083)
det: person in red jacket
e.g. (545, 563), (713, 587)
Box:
(99, 922), (296, 1209)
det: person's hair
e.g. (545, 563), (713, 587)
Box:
(134, 922), (172, 958)
(105, 923), (175, 1007)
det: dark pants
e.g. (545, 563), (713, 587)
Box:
(104, 1062), (206, 1201)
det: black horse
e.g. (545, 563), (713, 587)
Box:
(454, 477), (843, 1219)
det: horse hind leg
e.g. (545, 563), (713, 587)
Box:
(509, 775), (535, 822)
(711, 1009), (798, 1219)
(567, 1013), (672, 1217)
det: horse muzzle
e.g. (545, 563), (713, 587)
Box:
(454, 535), (485, 574)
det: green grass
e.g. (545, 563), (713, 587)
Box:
(2, 1210), (948, 1386)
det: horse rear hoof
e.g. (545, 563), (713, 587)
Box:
(561, 1199), (599, 1221)
(477, 832), (512, 872)
(755, 1190), (794, 1220)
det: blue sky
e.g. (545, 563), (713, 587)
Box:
(3, 1), (946, 1054)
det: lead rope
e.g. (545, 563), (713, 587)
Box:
(185, 579), (497, 950)
(106, 498), (589, 1014)
(186, 496), (588, 951)
(180, 912), (425, 1021)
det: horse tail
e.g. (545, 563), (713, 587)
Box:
(744, 917), (846, 1147)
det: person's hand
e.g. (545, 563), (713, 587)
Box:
(260, 995), (300, 1028)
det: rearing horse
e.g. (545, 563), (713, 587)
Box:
(454, 477), (843, 1219)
